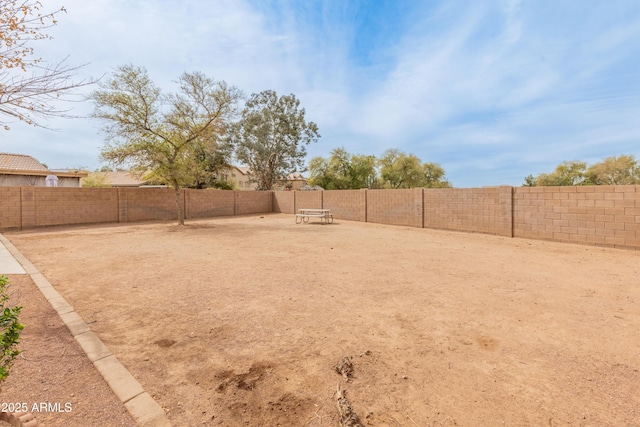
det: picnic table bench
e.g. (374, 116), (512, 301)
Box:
(295, 208), (333, 224)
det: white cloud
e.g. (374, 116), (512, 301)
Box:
(2, 0), (639, 187)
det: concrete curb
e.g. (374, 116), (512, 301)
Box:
(0, 234), (171, 427)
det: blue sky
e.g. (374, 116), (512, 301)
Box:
(3, 0), (640, 187)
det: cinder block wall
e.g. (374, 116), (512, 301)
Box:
(323, 190), (366, 222)
(35, 188), (118, 227)
(236, 191), (272, 215)
(272, 192), (295, 214)
(186, 189), (234, 218)
(366, 189), (423, 227)
(294, 191), (323, 211)
(0, 187), (274, 230)
(1, 186), (639, 250)
(0, 187), (21, 230)
(118, 188), (177, 223)
(19, 187), (36, 229)
(424, 187), (513, 237)
(514, 185), (640, 249)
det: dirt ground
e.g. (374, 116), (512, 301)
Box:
(0, 274), (136, 426)
(3, 213), (640, 426)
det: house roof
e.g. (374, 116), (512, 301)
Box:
(287, 173), (306, 181)
(0, 152), (87, 178)
(0, 153), (48, 171)
(235, 166), (251, 175)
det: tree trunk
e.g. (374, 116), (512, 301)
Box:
(174, 186), (185, 226)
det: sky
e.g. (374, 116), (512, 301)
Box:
(3, 0), (640, 187)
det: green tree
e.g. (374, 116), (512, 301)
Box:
(422, 162), (451, 188)
(351, 154), (379, 189)
(308, 156), (331, 189)
(91, 65), (241, 225)
(528, 160), (588, 186)
(0, 0), (94, 129)
(190, 143), (234, 189)
(308, 147), (377, 189)
(585, 154), (640, 185)
(378, 149), (451, 188)
(81, 171), (111, 188)
(230, 90), (320, 190)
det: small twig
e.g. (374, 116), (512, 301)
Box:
(8, 289), (23, 305)
(59, 347), (67, 357)
(408, 415), (419, 426)
(304, 389), (333, 426)
(87, 310), (101, 323)
(304, 409), (320, 426)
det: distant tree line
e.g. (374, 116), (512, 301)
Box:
(308, 147), (451, 190)
(523, 155), (640, 186)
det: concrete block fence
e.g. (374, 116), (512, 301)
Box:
(513, 185), (640, 249)
(0, 188), (271, 230)
(1, 185), (639, 250)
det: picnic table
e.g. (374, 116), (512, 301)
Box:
(295, 208), (333, 224)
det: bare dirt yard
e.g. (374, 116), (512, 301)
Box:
(1, 274), (136, 426)
(3, 213), (640, 426)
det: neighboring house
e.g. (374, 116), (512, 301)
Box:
(104, 171), (150, 187)
(274, 172), (307, 191)
(221, 166), (255, 190)
(219, 165), (307, 190)
(0, 152), (87, 187)
(80, 170), (157, 187)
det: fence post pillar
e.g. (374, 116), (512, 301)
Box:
(269, 190), (274, 213)
(117, 188), (128, 223)
(293, 191), (297, 213)
(234, 191), (238, 216)
(361, 189), (367, 223)
(413, 188), (423, 228)
(509, 186), (515, 238)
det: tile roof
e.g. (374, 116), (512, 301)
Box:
(0, 153), (48, 171)
(106, 171), (148, 187)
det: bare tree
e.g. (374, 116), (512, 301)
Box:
(0, 0), (95, 129)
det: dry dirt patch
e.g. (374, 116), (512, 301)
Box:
(0, 275), (135, 426)
(4, 214), (640, 426)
